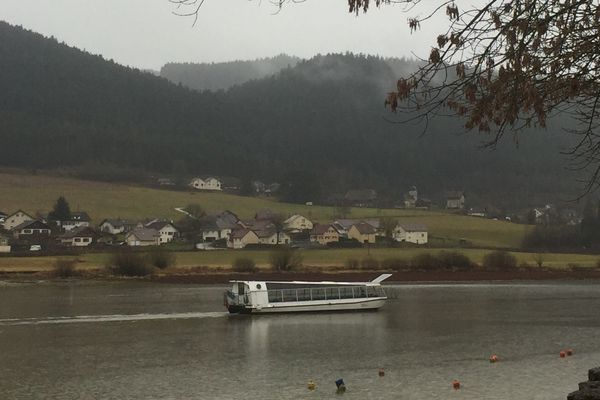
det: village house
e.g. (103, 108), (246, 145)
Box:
(125, 228), (160, 246)
(11, 220), (52, 239)
(404, 186), (418, 208)
(58, 212), (91, 231)
(189, 176), (222, 191)
(344, 189), (378, 208)
(227, 229), (260, 249)
(3, 210), (34, 231)
(0, 232), (10, 253)
(332, 219), (380, 238)
(256, 229), (291, 245)
(347, 222), (377, 244)
(59, 226), (96, 247)
(145, 221), (179, 244)
(393, 223), (428, 245)
(310, 224), (340, 245)
(199, 213), (239, 242)
(99, 219), (137, 235)
(283, 214), (313, 233)
(445, 191), (466, 209)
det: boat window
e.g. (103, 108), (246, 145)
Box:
(238, 283), (245, 295)
(268, 290), (283, 303)
(282, 289), (297, 302)
(256, 284), (262, 290)
(326, 287), (340, 300)
(367, 286), (378, 297)
(339, 287), (354, 299)
(297, 288), (311, 301)
(312, 288), (325, 300)
(355, 287), (366, 298)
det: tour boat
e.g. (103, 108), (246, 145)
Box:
(224, 274), (392, 314)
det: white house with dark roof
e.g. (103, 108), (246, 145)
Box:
(126, 228), (160, 246)
(189, 176), (222, 191)
(59, 212), (91, 231)
(256, 229), (291, 245)
(445, 191), (466, 209)
(59, 226), (96, 247)
(3, 210), (34, 231)
(0, 211), (7, 225)
(99, 219), (137, 235)
(11, 220), (52, 239)
(145, 221), (179, 244)
(393, 223), (428, 244)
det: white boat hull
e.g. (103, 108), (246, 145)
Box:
(230, 297), (387, 314)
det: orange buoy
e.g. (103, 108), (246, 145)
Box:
(489, 354), (499, 363)
(307, 380), (316, 391)
(566, 349), (574, 356)
(378, 368), (385, 377)
(452, 380), (461, 390)
(559, 351), (566, 358)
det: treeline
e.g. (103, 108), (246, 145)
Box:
(0, 21), (582, 208)
(160, 54), (300, 91)
(523, 200), (600, 250)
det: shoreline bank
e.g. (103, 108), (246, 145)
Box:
(2, 267), (600, 284)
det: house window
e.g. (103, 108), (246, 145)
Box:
(24, 229), (32, 234)
(75, 238), (81, 242)
(83, 238), (90, 242)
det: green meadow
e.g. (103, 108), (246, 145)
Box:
(0, 171), (529, 248)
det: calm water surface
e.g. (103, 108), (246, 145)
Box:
(0, 281), (599, 399)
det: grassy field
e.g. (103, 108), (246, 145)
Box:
(0, 248), (597, 272)
(0, 171), (530, 248)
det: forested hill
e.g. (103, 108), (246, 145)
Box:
(160, 54), (300, 91)
(0, 21), (581, 208)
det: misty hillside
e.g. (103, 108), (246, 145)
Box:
(160, 54), (300, 91)
(0, 21), (582, 208)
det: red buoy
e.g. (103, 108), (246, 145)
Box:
(452, 380), (461, 390)
(559, 351), (566, 358)
(566, 349), (574, 356)
(378, 368), (385, 377)
(489, 354), (499, 363)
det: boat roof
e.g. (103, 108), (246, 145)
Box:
(230, 274), (392, 286)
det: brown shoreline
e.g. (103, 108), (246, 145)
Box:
(2, 268), (600, 284)
(149, 268), (600, 285)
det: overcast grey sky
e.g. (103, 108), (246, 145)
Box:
(0, 0), (446, 70)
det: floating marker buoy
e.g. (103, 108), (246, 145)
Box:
(566, 349), (574, 356)
(378, 368), (385, 377)
(489, 354), (499, 363)
(560, 351), (566, 358)
(307, 380), (316, 391)
(452, 380), (461, 390)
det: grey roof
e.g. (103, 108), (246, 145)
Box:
(334, 219), (380, 230)
(101, 219), (137, 228)
(68, 212), (91, 222)
(445, 191), (465, 199)
(230, 228), (256, 239)
(60, 226), (96, 239)
(12, 220), (51, 232)
(128, 228), (159, 241)
(311, 224), (335, 235)
(352, 222), (377, 235)
(398, 223), (428, 232)
(146, 221), (176, 231)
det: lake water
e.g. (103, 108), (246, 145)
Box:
(0, 281), (599, 399)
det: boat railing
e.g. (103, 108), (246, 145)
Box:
(267, 285), (385, 303)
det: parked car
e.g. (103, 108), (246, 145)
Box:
(29, 245), (42, 251)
